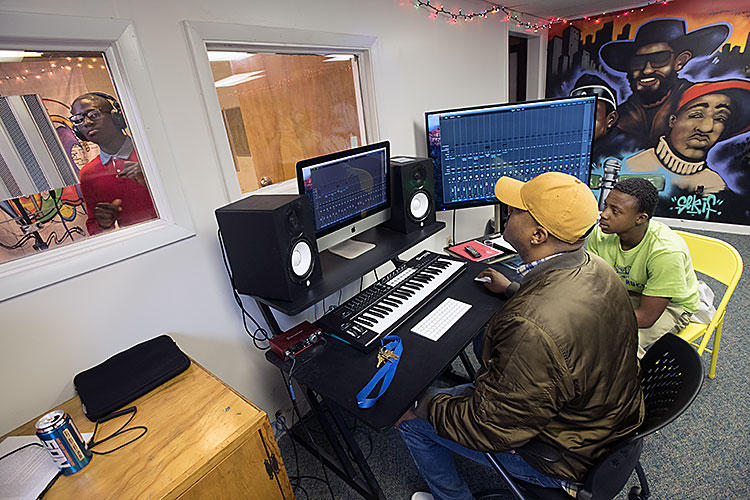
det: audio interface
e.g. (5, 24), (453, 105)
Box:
(270, 321), (322, 361)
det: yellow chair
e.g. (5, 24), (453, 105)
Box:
(674, 230), (743, 379)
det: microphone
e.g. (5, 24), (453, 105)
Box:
(600, 158), (622, 210)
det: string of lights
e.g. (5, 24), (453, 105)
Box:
(412, 0), (674, 31)
(0, 56), (106, 87)
(570, 0), (673, 24)
(413, 0), (554, 30)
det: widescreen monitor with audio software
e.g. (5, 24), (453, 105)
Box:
(296, 141), (390, 259)
(425, 95), (596, 211)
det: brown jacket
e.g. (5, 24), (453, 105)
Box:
(428, 247), (645, 481)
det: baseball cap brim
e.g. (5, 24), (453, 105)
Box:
(494, 176), (526, 209)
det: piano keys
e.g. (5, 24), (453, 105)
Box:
(315, 251), (466, 352)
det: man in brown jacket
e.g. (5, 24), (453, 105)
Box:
(397, 172), (644, 500)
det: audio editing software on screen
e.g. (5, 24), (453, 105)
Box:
(301, 151), (388, 232)
(428, 98), (595, 209)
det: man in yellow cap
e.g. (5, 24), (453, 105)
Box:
(397, 172), (644, 500)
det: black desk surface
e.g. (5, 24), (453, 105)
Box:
(253, 222), (446, 315)
(266, 260), (511, 431)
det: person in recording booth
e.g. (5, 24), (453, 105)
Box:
(587, 178), (700, 358)
(70, 92), (157, 235)
(397, 173), (644, 500)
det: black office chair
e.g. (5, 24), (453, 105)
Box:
(477, 333), (704, 500)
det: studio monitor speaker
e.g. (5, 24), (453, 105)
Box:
(384, 156), (436, 233)
(215, 194), (322, 301)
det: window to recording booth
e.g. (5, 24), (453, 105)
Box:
(206, 48), (368, 193)
(0, 49), (159, 266)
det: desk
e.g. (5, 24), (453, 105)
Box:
(266, 261), (509, 499)
(4, 361), (294, 500)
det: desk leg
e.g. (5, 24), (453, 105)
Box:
(256, 301), (283, 336)
(290, 388), (386, 500)
(306, 388), (359, 480)
(322, 397), (386, 500)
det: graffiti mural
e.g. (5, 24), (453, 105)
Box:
(547, 0), (750, 225)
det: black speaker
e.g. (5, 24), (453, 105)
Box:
(384, 156), (436, 233)
(215, 194), (322, 301)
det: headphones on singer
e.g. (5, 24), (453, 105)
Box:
(71, 92), (127, 142)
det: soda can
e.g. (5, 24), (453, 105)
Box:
(35, 410), (92, 475)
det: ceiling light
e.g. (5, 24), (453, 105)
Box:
(324, 54), (355, 62)
(0, 51), (43, 63)
(208, 51), (254, 62)
(214, 71), (266, 88)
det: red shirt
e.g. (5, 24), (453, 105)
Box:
(79, 148), (157, 235)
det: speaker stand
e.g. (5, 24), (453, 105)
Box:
(328, 238), (376, 260)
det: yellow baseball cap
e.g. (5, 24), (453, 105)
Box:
(494, 172), (598, 244)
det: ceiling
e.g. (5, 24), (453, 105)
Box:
(506, 0), (652, 21)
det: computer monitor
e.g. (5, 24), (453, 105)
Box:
(425, 95), (596, 211)
(296, 141), (391, 259)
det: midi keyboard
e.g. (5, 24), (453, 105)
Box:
(315, 250), (466, 352)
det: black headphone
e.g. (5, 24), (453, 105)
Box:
(72, 92), (127, 142)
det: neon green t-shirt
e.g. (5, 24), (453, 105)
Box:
(587, 220), (700, 313)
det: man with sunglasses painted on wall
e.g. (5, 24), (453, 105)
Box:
(570, 74), (638, 169)
(599, 18), (729, 150)
(70, 93), (157, 235)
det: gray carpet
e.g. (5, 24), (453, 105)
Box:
(276, 228), (750, 500)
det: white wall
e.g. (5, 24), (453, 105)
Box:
(0, 0), (544, 434)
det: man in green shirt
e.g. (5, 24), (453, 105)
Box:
(588, 177), (700, 357)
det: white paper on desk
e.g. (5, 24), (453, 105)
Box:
(0, 433), (92, 500)
(0, 436), (57, 500)
(484, 234), (516, 253)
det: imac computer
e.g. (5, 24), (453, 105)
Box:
(425, 95), (597, 215)
(296, 141), (391, 259)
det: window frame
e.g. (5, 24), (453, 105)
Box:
(183, 20), (380, 201)
(0, 11), (195, 302)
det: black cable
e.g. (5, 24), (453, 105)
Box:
(218, 229), (272, 350)
(295, 407), (373, 460)
(278, 415), (310, 500)
(374, 268), (379, 281)
(38, 470), (60, 498)
(0, 442), (43, 462)
(279, 368), (336, 500)
(87, 406), (148, 455)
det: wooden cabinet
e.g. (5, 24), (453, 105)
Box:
(5, 361), (293, 500)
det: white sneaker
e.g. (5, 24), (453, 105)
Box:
(411, 493), (434, 500)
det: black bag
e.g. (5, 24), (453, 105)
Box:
(73, 335), (190, 421)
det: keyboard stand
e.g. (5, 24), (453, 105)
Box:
(255, 222), (445, 500)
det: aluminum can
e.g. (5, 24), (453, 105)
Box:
(35, 410), (92, 475)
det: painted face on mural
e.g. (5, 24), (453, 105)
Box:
(593, 101), (617, 140)
(667, 93), (732, 162)
(627, 42), (690, 106)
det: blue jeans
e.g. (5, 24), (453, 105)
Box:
(398, 386), (564, 499)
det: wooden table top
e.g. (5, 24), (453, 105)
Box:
(3, 361), (265, 500)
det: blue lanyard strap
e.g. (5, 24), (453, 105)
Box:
(356, 336), (403, 409)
